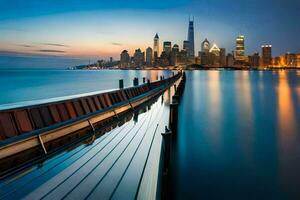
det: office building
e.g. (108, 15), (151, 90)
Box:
(120, 50), (130, 68)
(219, 48), (226, 67)
(235, 35), (245, 61)
(133, 48), (145, 68)
(249, 53), (260, 67)
(153, 33), (159, 59)
(187, 18), (195, 58)
(146, 47), (153, 67)
(201, 38), (210, 53)
(226, 53), (234, 67)
(183, 40), (189, 52)
(163, 41), (172, 54)
(261, 45), (272, 67)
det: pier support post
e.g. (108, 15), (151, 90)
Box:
(133, 78), (139, 86)
(119, 79), (124, 89)
(172, 95), (180, 104)
(169, 103), (178, 135)
(161, 127), (172, 199)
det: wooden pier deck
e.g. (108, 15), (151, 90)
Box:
(0, 72), (185, 199)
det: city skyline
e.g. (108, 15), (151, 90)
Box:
(0, 0), (299, 62)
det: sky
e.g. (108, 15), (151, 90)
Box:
(0, 0), (299, 65)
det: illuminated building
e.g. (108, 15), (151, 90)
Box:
(163, 41), (172, 54)
(209, 44), (220, 57)
(261, 45), (272, 67)
(187, 17), (195, 58)
(297, 53), (300, 67)
(272, 56), (280, 67)
(146, 47), (153, 67)
(235, 35), (245, 61)
(153, 33), (159, 60)
(285, 53), (297, 67)
(249, 53), (260, 67)
(201, 38), (210, 53)
(120, 50), (130, 68)
(209, 44), (220, 66)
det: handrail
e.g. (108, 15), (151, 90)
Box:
(0, 72), (182, 160)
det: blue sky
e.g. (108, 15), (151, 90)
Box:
(0, 0), (299, 61)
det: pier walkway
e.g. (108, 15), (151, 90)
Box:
(0, 73), (184, 199)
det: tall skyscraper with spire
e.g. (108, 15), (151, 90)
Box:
(153, 33), (159, 59)
(187, 17), (195, 58)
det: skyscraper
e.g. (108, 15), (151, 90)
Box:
(163, 41), (172, 54)
(261, 45), (272, 67)
(120, 50), (130, 68)
(187, 17), (195, 58)
(171, 44), (179, 66)
(133, 48), (145, 68)
(201, 38), (210, 53)
(235, 35), (245, 61)
(146, 47), (153, 67)
(249, 53), (260, 67)
(153, 33), (159, 59)
(219, 48), (226, 67)
(183, 40), (189, 52)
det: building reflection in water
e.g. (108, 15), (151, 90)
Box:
(277, 71), (300, 196)
(207, 71), (222, 155)
(235, 71), (254, 163)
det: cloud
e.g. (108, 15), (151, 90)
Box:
(41, 43), (68, 47)
(38, 49), (66, 53)
(18, 44), (34, 48)
(111, 42), (122, 46)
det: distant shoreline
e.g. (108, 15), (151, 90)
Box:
(70, 66), (300, 71)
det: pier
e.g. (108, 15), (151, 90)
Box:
(0, 72), (186, 199)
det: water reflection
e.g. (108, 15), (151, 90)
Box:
(277, 71), (300, 196)
(235, 71), (254, 163)
(172, 70), (300, 199)
(207, 71), (222, 154)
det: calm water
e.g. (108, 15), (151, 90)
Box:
(0, 69), (172, 105)
(171, 70), (300, 199)
(1, 69), (300, 199)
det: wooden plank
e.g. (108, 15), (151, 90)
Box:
(87, 98), (97, 112)
(65, 102), (77, 119)
(57, 104), (70, 121)
(14, 110), (33, 133)
(72, 101), (84, 116)
(0, 112), (18, 138)
(80, 99), (90, 114)
(93, 96), (102, 110)
(30, 108), (44, 129)
(104, 94), (112, 107)
(48, 105), (61, 123)
(98, 95), (107, 108)
(40, 107), (54, 126)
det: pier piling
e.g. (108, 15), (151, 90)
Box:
(119, 79), (124, 89)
